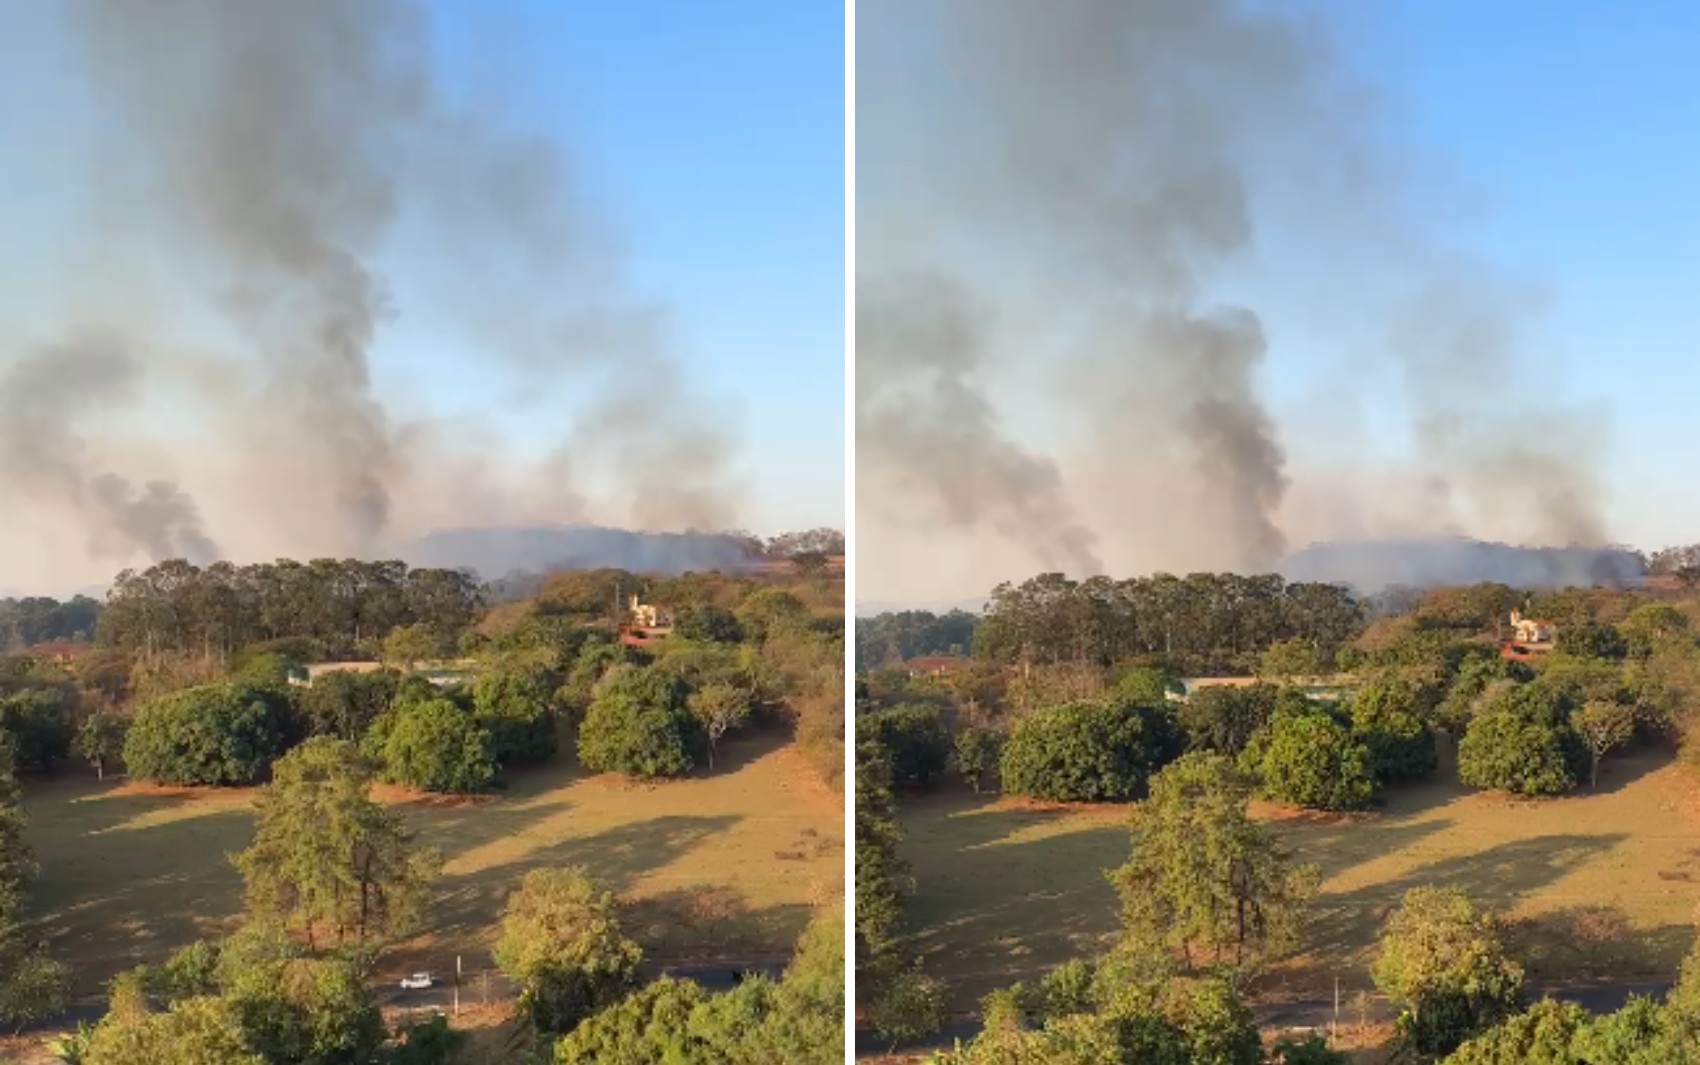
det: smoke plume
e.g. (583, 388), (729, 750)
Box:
(0, 0), (741, 589)
(857, 0), (1607, 602)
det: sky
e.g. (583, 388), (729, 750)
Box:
(854, 0), (1700, 607)
(0, 0), (844, 593)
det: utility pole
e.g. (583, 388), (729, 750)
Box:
(454, 955), (461, 1017)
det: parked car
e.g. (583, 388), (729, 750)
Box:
(399, 972), (433, 990)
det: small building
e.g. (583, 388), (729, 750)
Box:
(1510, 610), (1555, 645)
(628, 595), (673, 632)
(903, 655), (968, 678)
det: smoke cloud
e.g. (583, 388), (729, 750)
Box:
(857, 0), (1608, 602)
(0, 0), (742, 590)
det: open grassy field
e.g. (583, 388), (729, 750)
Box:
(897, 742), (1700, 1014)
(23, 731), (842, 997)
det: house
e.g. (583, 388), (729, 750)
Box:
(903, 655), (967, 678)
(628, 595), (673, 632)
(1510, 610), (1556, 645)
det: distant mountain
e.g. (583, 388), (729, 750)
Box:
(855, 598), (987, 618)
(1279, 537), (1646, 593)
(404, 525), (753, 582)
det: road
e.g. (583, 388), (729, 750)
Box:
(852, 980), (1677, 1058)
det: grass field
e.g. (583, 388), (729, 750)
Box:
(898, 742), (1700, 1014)
(23, 731), (842, 997)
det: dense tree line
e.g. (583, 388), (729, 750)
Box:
(855, 610), (980, 671)
(0, 595), (101, 649)
(97, 559), (484, 662)
(918, 571), (1366, 678)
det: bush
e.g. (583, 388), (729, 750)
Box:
(1254, 709), (1376, 811)
(671, 605), (743, 644)
(1000, 700), (1180, 803)
(366, 695), (496, 794)
(1373, 886), (1524, 1056)
(577, 666), (699, 778)
(1457, 684), (1588, 797)
(471, 667), (559, 766)
(123, 684), (286, 786)
(295, 669), (399, 742)
(860, 704), (951, 787)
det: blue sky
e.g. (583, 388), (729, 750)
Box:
(0, 1), (844, 541)
(1292, 0), (1700, 547)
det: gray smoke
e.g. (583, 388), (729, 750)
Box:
(0, 338), (219, 564)
(1, 0), (738, 580)
(858, 0), (1605, 598)
(858, 274), (1100, 575)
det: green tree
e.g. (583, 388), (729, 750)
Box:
(0, 735), (69, 1031)
(1350, 674), (1439, 781)
(83, 995), (264, 1065)
(1556, 622), (1627, 660)
(493, 867), (643, 1034)
(1457, 683), (1588, 797)
(366, 695), (497, 794)
(854, 738), (909, 981)
(471, 666), (559, 766)
(294, 669), (399, 742)
(234, 737), (439, 947)
(686, 682), (751, 769)
(871, 966), (946, 1052)
(1441, 998), (1593, 1065)
(1109, 752), (1317, 976)
(1572, 699), (1639, 789)
(383, 623), (441, 670)
(1372, 886), (1525, 1056)
(74, 710), (129, 781)
(954, 726), (1004, 795)
(1178, 685), (1279, 756)
(577, 666), (699, 778)
(122, 683), (286, 786)
(1000, 701), (1179, 803)
(1253, 709), (1376, 811)
(860, 703), (951, 787)
(735, 589), (809, 643)
(0, 688), (73, 772)
(1259, 638), (1324, 679)
(671, 605), (743, 644)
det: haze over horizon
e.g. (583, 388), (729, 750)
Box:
(0, 0), (844, 596)
(857, 0), (1700, 605)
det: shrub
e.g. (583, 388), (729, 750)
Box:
(0, 688), (73, 772)
(577, 666), (699, 778)
(1000, 700), (1180, 803)
(954, 726), (1004, 794)
(860, 704), (951, 787)
(1350, 676), (1439, 782)
(1457, 683), (1588, 797)
(123, 684), (286, 786)
(1373, 886), (1525, 1055)
(295, 669), (400, 742)
(366, 695), (496, 794)
(1254, 710), (1376, 811)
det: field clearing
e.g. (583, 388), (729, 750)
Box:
(24, 731), (842, 996)
(898, 744), (1700, 1013)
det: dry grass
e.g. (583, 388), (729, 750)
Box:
(23, 731), (842, 996)
(897, 742), (1700, 1014)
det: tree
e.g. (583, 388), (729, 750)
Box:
(870, 966), (945, 1052)
(383, 623), (440, 670)
(1441, 998), (1594, 1065)
(0, 734), (67, 1030)
(471, 666), (559, 766)
(234, 737), (439, 947)
(1457, 684), (1589, 797)
(1372, 886), (1525, 1056)
(577, 666), (699, 778)
(1259, 639), (1324, 679)
(735, 589), (809, 643)
(550, 977), (721, 1063)
(1000, 701), (1179, 803)
(1178, 684), (1279, 756)
(74, 711), (129, 780)
(1350, 674), (1439, 782)
(0, 688), (73, 772)
(123, 683), (285, 786)
(1556, 622), (1627, 660)
(859, 703), (951, 787)
(493, 867), (643, 1033)
(1573, 699), (1638, 789)
(294, 668), (399, 742)
(686, 683), (751, 769)
(855, 738), (909, 975)
(672, 605), (743, 644)
(954, 726), (1004, 795)
(366, 695), (497, 794)
(83, 995), (265, 1065)
(1109, 752), (1317, 976)
(1619, 603), (1691, 659)
(1252, 709), (1376, 811)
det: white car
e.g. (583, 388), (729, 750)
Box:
(398, 972), (433, 990)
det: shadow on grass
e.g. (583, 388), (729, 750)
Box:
(27, 804), (255, 994)
(425, 812), (745, 955)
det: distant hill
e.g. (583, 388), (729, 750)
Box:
(404, 525), (754, 581)
(855, 598), (987, 618)
(1279, 537), (1646, 592)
